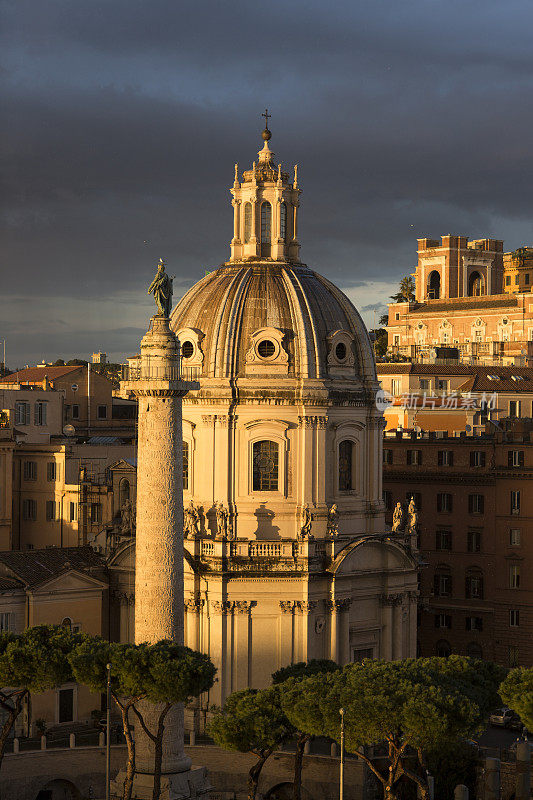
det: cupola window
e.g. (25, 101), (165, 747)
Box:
(261, 202), (272, 256)
(181, 341), (194, 359)
(335, 342), (347, 361)
(244, 202), (252, 243)
(339, 440), (354, 491)
(252, 440), (279, 491)
(280, 202), (287, 242)
(257, 339), (275, 358)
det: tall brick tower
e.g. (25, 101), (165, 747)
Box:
(115, 263), (209, 798)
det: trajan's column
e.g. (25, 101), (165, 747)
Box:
(114, 260), (209, 798)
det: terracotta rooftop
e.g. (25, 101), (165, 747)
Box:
(377, 363), (533, 391)
(1, 366), (82, 383)
(0, 546), (104, 589)
(393, 295), (519, 314)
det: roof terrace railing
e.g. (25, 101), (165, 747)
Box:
(122, 361), (201, 382)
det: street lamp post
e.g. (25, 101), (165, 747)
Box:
(106, 662), (111, 800)
(339, 707), (345, 800)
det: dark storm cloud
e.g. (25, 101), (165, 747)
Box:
(2, 0), (533, 364)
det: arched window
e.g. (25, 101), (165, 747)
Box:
(280, 202), (287, 242)
(119, 478), (130, 508)
(428, 271), (441, 299)
(338, 440), (354, 491)
(244, 202), (252, 243)
(465, 567), (484, 599)
(61, 617), (72, 631)
(260, 202), (272, 256)
(466, 642), (483, 659)
(252, 440), (279, 491)
(436, 640), (451, 658)
(183, 441), (189, 491)
(468, 271), (485, 297)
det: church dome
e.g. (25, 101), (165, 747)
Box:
(170, 260), (376, 383)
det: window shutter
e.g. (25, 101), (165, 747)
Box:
(465, 577), (471, 599)
(25, 404), (30, 425)
(508, 451), (513, 467)
(438, 451), (443, 466)
(519, 451), (524, 467)
(433, 574), (440, 595)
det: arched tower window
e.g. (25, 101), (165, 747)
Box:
(244, 202), (252, 243)
(183, 441), (189, 490)
(338, 440), (354, 491)
(252, 440), (279, 491)
(428, 271), (441, 299)
(280, 202), (287, 242)
(260, 202), (272, 256)
(61, 617), (72, 631)
(119, 478), (130, 508)
(468, 271), (485, 297)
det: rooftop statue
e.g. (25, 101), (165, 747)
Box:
(148, 258), (173, 317)
(391, 501), (404, 533)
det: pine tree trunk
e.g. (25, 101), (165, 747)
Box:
(292, 734), (308, 800)
(248, 754), (268, 800)
(151, 731), (164, 800)
(120, 706), (135, 800)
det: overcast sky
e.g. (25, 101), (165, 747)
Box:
(2, 0), (533, 367)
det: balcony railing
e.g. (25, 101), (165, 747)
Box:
(123, 361), (201, 382)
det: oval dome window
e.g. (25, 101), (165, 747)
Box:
(335, 342), (347, 361)
(258, 340), (276, 358)
(181, 341), (194, 358)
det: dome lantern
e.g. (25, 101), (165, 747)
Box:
(230, 113), (301, 262)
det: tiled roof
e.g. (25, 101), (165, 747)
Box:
(378, 363), (533, 391)
(0, 578), (24, 591)
(0, 547), (104, 589)
(1, 366), (81, 383)
(405, 295), (519, 314)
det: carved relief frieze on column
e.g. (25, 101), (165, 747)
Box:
(295, 600), (317, 614)
(279, 601), (295, 614)
(211, 601), (234, 614)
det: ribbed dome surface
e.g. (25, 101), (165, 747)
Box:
(170, 261), (376, 382)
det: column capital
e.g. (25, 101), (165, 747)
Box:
(211, 600), (234, 614)
(234, 600), (255, 614)
(185, 598), (204, 612)
(295, 600), (317, 614)
(279, 600), (295, 614)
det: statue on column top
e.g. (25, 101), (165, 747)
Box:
(148, 258), (174, 317)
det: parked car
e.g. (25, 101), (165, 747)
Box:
(489, 708), (515, 727)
